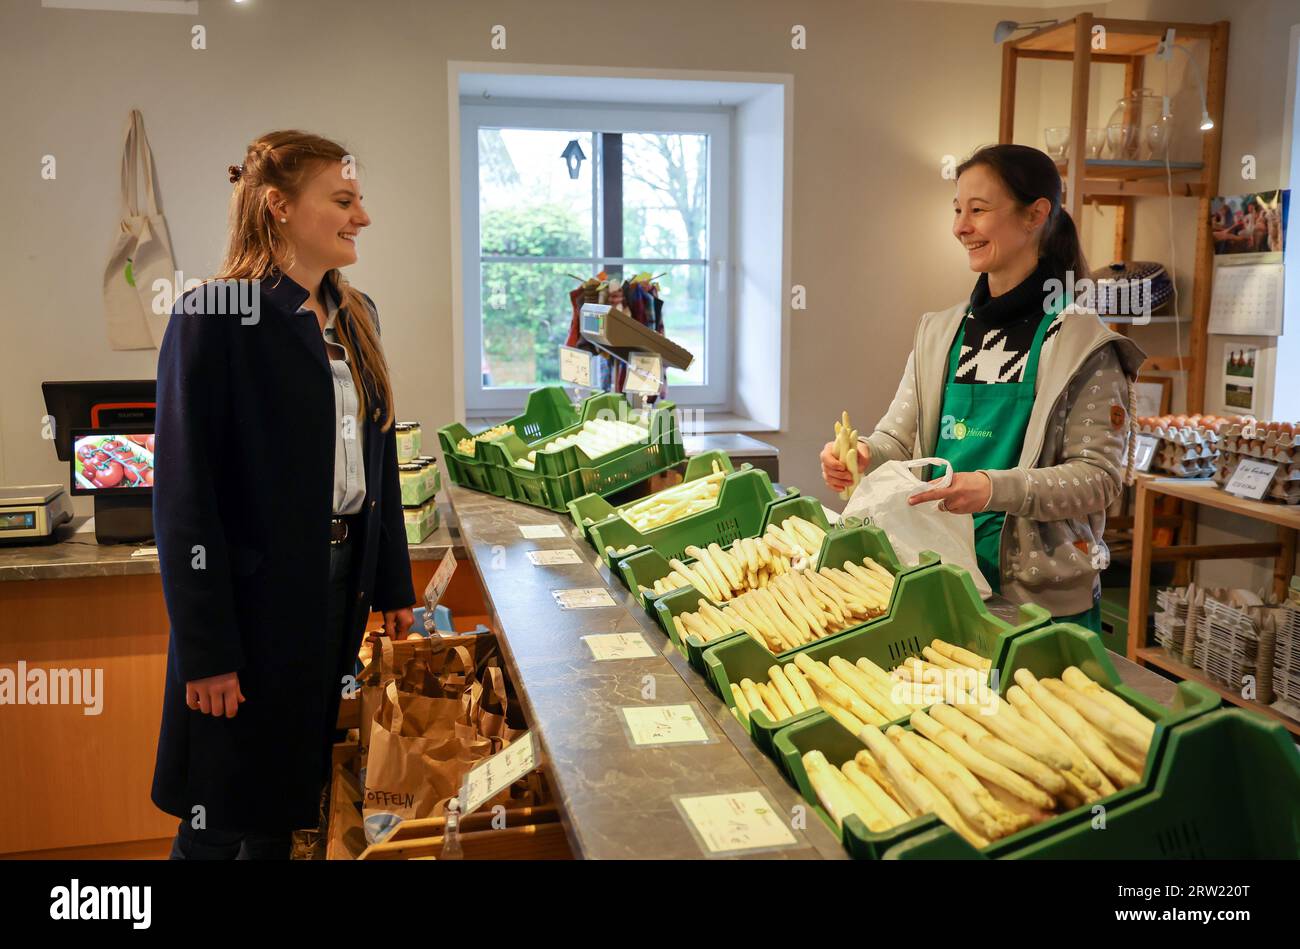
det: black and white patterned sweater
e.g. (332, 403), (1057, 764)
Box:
(953, 259), (1063, 385)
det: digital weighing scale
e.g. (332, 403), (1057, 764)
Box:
(0, 485), (74, 545)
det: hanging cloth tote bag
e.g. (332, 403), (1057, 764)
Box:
(102, 109), (177, 350)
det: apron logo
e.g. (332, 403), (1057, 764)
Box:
(941, 414), (991, 441)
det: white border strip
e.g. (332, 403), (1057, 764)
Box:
(41, 0), (198, 14)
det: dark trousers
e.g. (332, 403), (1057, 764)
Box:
(169, 538), (355, 860)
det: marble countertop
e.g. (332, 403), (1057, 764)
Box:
(0, 509), (458, 582)
(443, 482), (1177, 860)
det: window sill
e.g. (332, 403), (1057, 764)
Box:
(681, 413), (779, 435)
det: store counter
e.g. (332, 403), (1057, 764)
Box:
(442, 482), (1177, 860)
(0, 514), (461, 858)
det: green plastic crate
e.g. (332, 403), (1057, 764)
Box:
(774, 622), (1221, 860)
(617, 493), (834, 603)
(586, 467), (781, 569)
(486, 397), (685, 513)
(436, 386), (580, 494)
(648, 522), (905, 668)
(706, 562), (1046, 760)
(567, 450), (738, 545)
(885, 707), (1299, 859)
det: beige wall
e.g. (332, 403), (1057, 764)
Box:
(0, 0), (1084, 511)
(0, 0), (1294, 549)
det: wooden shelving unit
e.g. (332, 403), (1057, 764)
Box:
(998, 13), (1230, 413)
(1127, 477), (1300, 738)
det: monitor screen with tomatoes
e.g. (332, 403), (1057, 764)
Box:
(71, 430), (155, 495)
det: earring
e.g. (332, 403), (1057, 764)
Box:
(280, 217), (287, 224)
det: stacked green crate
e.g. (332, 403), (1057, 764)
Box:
(483, 394), (685, 512)
(707, 563), (1048, 758)
(650, 523), (913, 682)
(775, 622), (1223, 859)
(568, 450), (738, 545)
(585, 467), (781, 569)
(436, 386), (579, 494)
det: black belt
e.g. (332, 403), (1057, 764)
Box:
(330, 515), (360, 545)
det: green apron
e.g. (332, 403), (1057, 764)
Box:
(934, 309), (1053, 597)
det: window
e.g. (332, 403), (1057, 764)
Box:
(460, 103), (731, 415)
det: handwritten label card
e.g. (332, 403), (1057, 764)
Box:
(459, 731), (538, 815)
(1224, 458), (1278, 500)
(526, 549), (582, 566)
(423, 549), (457, 609)
(582, 633), (656, 661)
(621, 704), (711, 746)
(520, 524), (565, 539)
(552, 587), (617, 610)
(674, 790), (799, 856)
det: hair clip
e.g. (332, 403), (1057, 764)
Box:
(228, 163), (244, 183)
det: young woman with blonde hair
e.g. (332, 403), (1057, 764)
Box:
(151, 130), (416, 859)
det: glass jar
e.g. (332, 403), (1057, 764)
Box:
(1105, 89), (1173, 161)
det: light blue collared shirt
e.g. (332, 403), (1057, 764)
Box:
(303, 295), (367, 515)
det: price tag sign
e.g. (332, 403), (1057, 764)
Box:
(526, 548), (582, 566)
(620, 704), (711, 746)
(582, 632), (656, 661)
(559, 346), (594, 388)
(459, 731), (538, 816)
(1224, 458), (1278, 499)
(674, 790), (799, 856)
(422, 548), (457, 610)
(520, 524), (565, 539)
(1133, 434), (1159, 472)
(552, 587), (617, 610)
(623, 351), (663, 396)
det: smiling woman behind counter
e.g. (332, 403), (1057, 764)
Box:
(822, 144), (1144, 632)
(150, 130), (416, 860)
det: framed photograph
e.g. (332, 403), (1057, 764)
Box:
(1133, 376), (1172, 418)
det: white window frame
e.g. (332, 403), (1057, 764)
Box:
(459, 102), (732, 417)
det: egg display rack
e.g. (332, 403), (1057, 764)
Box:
(1134, 415), (1238, 479)
(1212, 420), (1300, 504)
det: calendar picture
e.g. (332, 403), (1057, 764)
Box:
(1211, 189), (1288, 258)
(1223, 345), (1257, 411)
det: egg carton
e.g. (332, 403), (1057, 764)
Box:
(1263, 608), (1300, 705)
(1154, 587), (1190, 654)
(1196, 597), (1261, 690)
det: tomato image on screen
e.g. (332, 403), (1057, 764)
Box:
(73, 434), (155, 490)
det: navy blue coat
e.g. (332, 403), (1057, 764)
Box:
(150, 273), (415, 833)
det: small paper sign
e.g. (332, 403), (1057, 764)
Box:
(526, 548), (583, 566)
(582, 632), (656, 661)
(1133, 434), (1158, 472)
(459, 731), (538, 815)
(623, 351), (663, 395)
(621, 704), (710, 746)
(559, 345), (594, 388)
(552, 587), (617, 610)
(520, 524), (565, 539)
(1224, 458), (1278, 499)
(675, 791), (799, 856)
(422, 549), (457, 610)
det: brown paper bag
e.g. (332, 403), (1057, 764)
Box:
(360, 636), (521, 843)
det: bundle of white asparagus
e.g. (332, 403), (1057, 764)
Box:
(671, 555), (893, 652)
(615, 463), (727, 531)
(728, 639), (986, 729)
(639, 515), (829, 602)
(801, 664), (1156, 848)
(514, 417), (650, 469)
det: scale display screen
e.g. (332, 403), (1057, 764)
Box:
(0, 512), (35, 532)
(71, 430), (155, 496)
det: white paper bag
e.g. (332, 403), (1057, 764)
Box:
(102, 109), (176, 350)
(840, 457), (992, 599)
